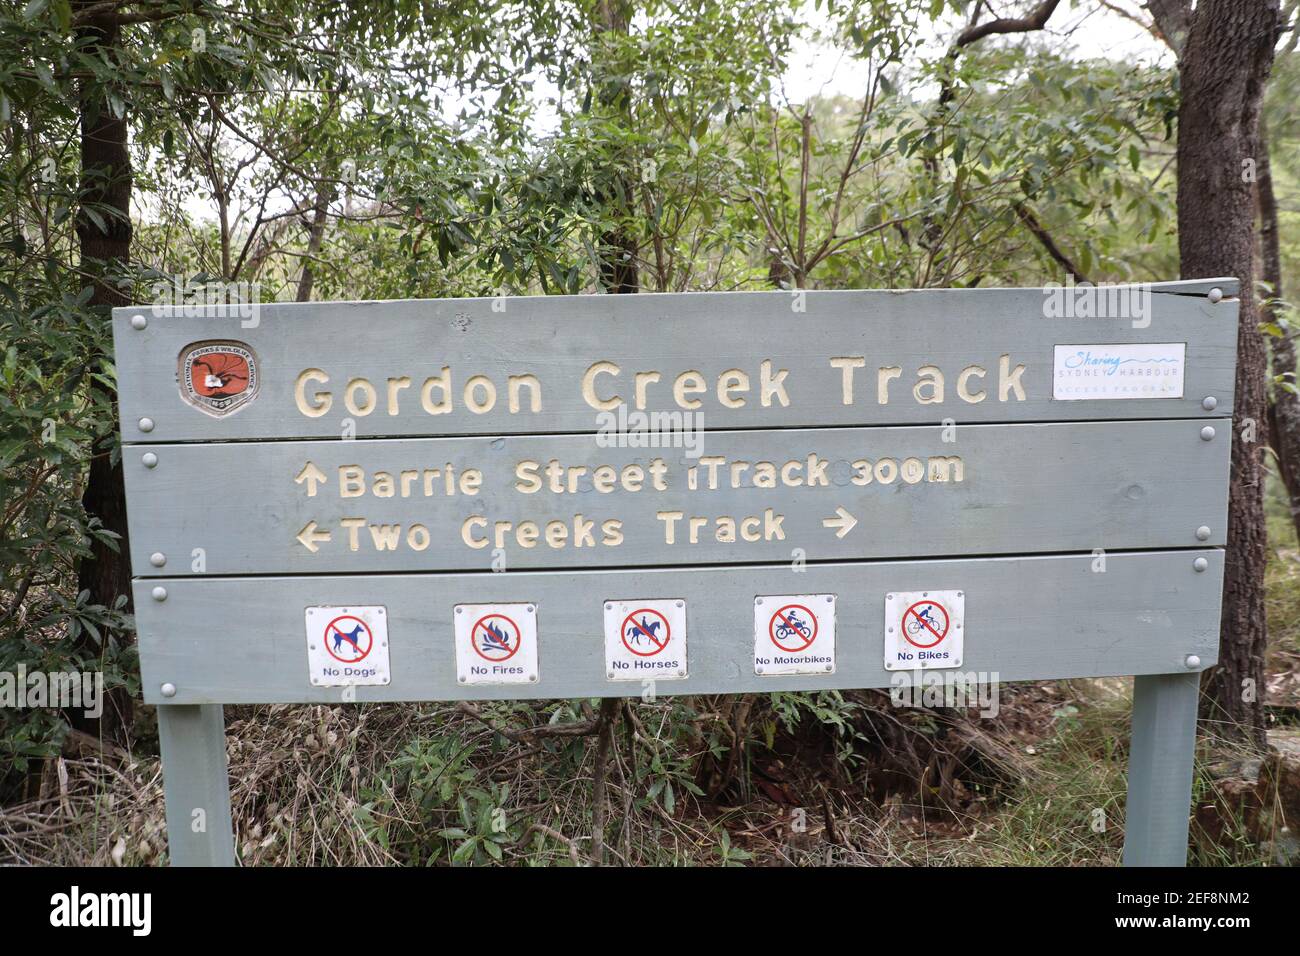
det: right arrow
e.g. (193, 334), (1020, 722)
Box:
(822, 506), (858, 539)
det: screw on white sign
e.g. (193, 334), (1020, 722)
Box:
(753, 594), (836, 676)
(454, 602), (539, 685)
(603, 598), (687, 681)
(304, 605), (391, 686)
(884, 590), (964, 670)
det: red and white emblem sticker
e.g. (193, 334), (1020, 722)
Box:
(178, 340), (258, 417)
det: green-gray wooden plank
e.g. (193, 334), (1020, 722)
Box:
(111, 285), (1237, 444)
(124, 419), (1229, 576)
(133, 549), (1222, 705)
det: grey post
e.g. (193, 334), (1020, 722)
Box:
(1122, 672), (1201, 866)
(157, 704), (236, 866)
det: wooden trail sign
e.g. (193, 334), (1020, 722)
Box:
(113, 279), (1237, 867)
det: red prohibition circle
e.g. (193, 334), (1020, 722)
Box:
(324, 615), (374, 664)
(620, 608), (671, 657)
(769, 604), (817, 652)
(902, 600), (949, 649)
(472, 613), (522, 662)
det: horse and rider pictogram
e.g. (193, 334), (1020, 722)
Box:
(603, 598), (688, 680)
(621, 608), (671, 656)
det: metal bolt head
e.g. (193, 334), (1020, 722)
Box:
(1196, 526), (1211, 541)
(142, 452), (158, 469)
(1185, 654), (1202, 670)
(1202, 396), (1218, 411)
(160, 682), (177, 698)
(1208, 287), (1223, 304)
(151, 586), (167, 602)
(1193, 557), (1209, 573)
(138, 417), (155, 433)
(149, 552), (166, 567)
(130, 314), (148, 330)
(1200, 426), (1215, 442)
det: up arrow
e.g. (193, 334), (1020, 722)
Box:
(296, 521), (332, 553)
(822, 506), (858, 539)
(295, 461), (327, 497)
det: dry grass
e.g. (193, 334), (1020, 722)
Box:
(0, 681), (1143, 867)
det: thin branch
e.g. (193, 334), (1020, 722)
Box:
(1013, 201), (1090, 281)
(954, 0), (1063, 47)
(455, 701), (602, 743)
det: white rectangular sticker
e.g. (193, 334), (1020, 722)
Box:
(305, 605), (391, 686)
(455, 603), (539, 685)
(1053, 343), (1185, 400)
(604, 599), (687, 681)
(753, 594), (836, 676)
(885, 590), (964, 670)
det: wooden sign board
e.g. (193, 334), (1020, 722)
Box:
(112, 279), (1237, 866)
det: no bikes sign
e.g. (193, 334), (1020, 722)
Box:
(884, 590), (964, 670)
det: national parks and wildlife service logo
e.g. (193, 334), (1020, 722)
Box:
(178, 341), (259, 417)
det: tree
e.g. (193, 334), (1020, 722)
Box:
(1151, 0), (1284, 747)
(1259, 10), (1300, 542)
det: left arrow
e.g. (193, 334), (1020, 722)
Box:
(297, 521), (331, 552)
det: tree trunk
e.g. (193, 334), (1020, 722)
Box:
(593, 0), (639, 294)
(296, 183), (335, 302)
(1260, 118), (1300, 543)
(1175, 0), (1280, 748)
(74, 8), (134, 739)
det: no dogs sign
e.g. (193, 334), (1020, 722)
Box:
(304, 605), (391, 686)
(884, 590), (964, 670)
